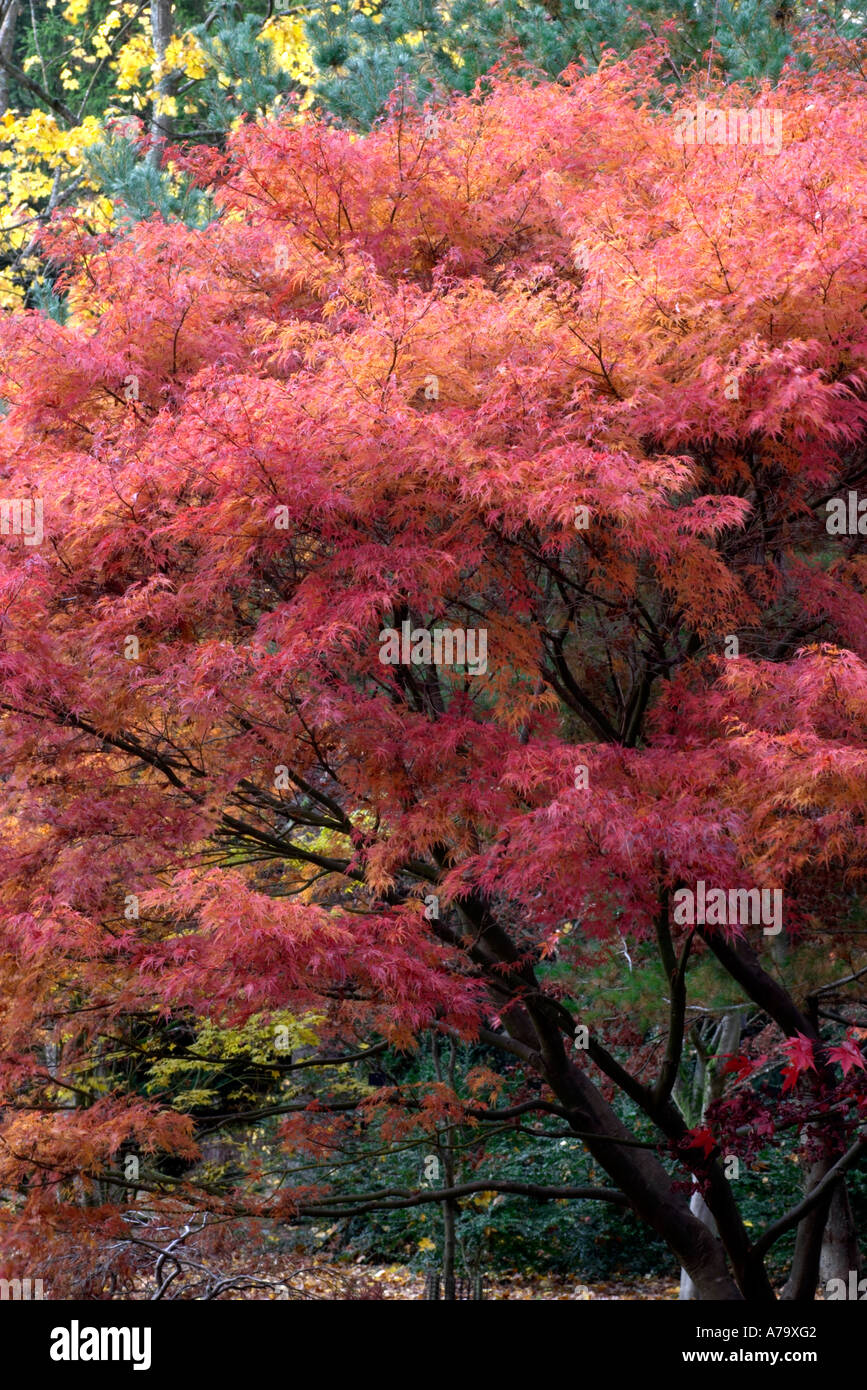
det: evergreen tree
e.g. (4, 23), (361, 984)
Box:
(303, 0), (866, 128)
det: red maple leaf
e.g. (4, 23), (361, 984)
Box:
(826, 1036), (867, 1077)
(719, 1053), (756, 1081)
(685, 1126), (717, 1159)
(781, 1032), (817, 1093)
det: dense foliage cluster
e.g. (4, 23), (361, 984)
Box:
(0, 0), (865, 1303)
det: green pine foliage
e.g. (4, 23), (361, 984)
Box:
(186, 10), (306, 134)
(83, 126), (217, 224)
(302, 0), (866, 128)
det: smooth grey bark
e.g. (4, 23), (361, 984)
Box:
(148, 0), (176, 167)
(679, 1011), (744, 1299)
(0, 0), (20, 115)
(680, 1191), (720, 1299)
(781, 1155), (835, 1301)
(819, 1183), (862, 1289)
(780, 1148), (863, 1301)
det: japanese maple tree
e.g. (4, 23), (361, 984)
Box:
(0, 43), (866, 1299)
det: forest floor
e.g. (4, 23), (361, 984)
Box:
(328, 1266), (680, 1300)
(222, 1253), (682, 1300)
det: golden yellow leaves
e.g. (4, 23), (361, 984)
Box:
(0, 109), (105, 305)
(0, 2), (304, 307)
(163, 34), (209, 84)
(62, 0), (90, 24)
(93, 7), (122, 58)
(114, 33), (155, 91)
(0, 112), (101, 193)
(261, 16), (318, 96)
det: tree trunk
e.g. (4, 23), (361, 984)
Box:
(552, 1050), (744, 1298)
(680, 1190), (720, 1299)
(697, 927), (862, 1301)
(679, 1011), (744, 1300)
(781, 1155), (835, 1301)
(461, 896), (752, 1298)
(149, 0), (176, 168)
(818, 1183), (862, 1290)
(0, 0), (20, 115)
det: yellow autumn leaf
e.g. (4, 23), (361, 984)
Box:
(62, 0), (89, 23)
